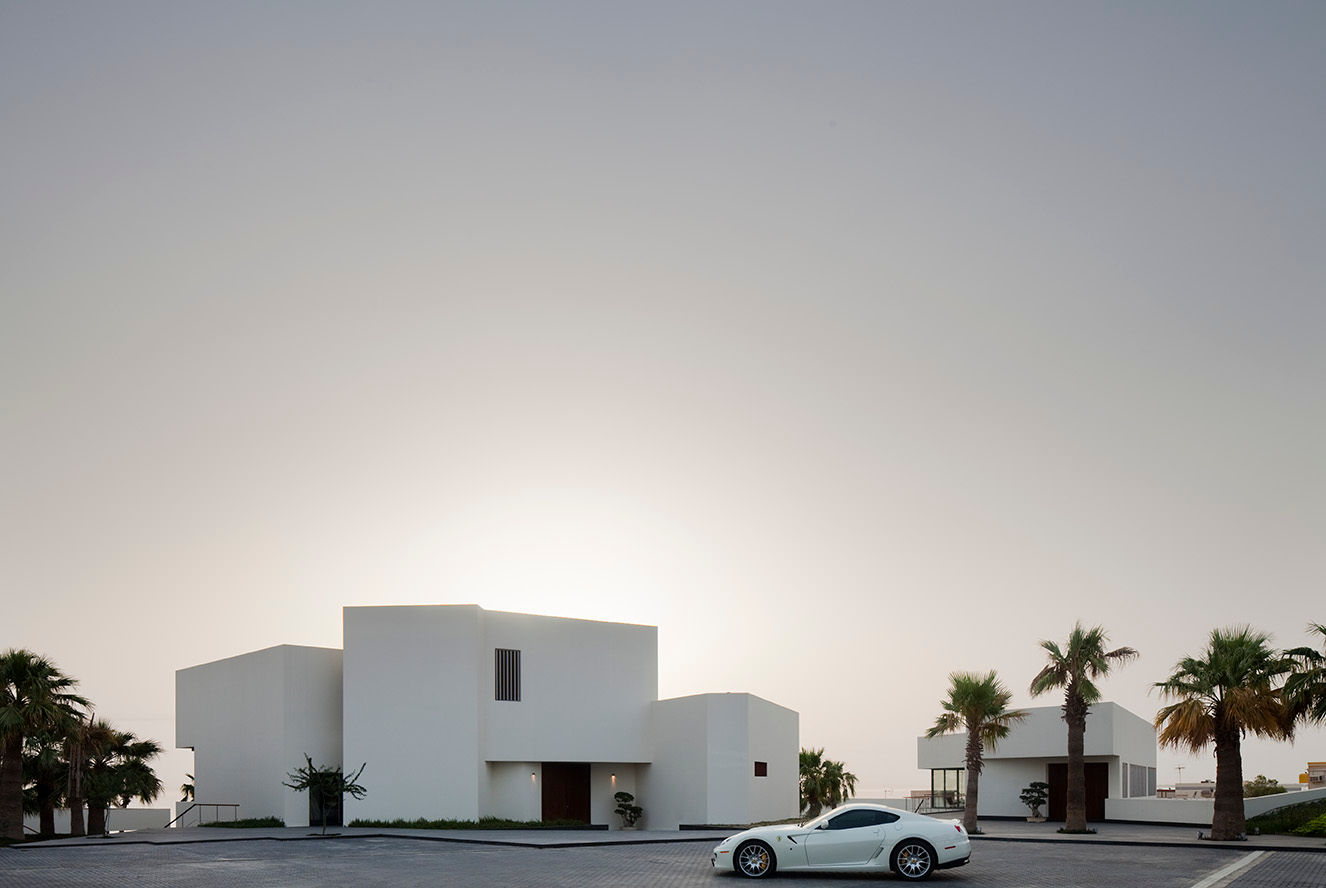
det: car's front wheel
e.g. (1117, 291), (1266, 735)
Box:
(891, 840), (936, 881)
(734, 840), (776, 878)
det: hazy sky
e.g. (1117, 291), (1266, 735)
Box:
(3, 2), (1323, 802)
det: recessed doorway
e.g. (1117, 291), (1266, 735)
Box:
(541, 762), (591, 823)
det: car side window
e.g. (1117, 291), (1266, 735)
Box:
(826, 810), (877, 830)
(873, 811), (900, 825)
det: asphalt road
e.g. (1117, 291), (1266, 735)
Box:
(2, 835), (1321, 888)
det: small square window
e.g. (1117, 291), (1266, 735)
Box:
(754, 761), (768, 777)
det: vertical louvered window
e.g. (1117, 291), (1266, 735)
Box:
(495, 648), (521, 701)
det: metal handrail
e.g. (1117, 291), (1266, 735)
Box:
(165, 802), (240, 828)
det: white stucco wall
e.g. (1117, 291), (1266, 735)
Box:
(644, 693), (797, 828)
(974, 759), (1056, 818)
(485, 762), (543, 822)
(591, 763), (640, 828)
(176, 645), (342, 827)
(343, 605), (483, 822)
(480, 609), (656, 763)
(344, 605), (658, 823)
(746, 695), (800, 823)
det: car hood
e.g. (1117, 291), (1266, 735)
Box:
(715, 822), (812, 847)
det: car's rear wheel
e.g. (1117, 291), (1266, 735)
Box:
(891, 840), (935, 881)
(734, 840), (776, 878)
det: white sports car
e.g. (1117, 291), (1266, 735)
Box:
(711, 803), (971, 880)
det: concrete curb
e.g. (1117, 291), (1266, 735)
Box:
(10, 831), (731, 851)
(969, 834), (1326, 854)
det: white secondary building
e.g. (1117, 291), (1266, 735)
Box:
(917, 703), (1157, 821)
(177, 605), (798, 829)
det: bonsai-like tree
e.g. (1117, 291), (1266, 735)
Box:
(613, 791), (642, 828)
(284, 755), (367, 835)
(926, 670), (1027, 834)
(1020, 781), (1050, 819)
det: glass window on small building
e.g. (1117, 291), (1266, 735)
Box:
(930, 768), (965, 809)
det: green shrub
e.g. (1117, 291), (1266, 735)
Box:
(347, 816), (589, 830)
(1246, 799), (1326, 835)
(199, 816), (285, 828)
(1292, 813), (1326, 837)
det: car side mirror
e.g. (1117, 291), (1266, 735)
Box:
(815, 821), (828, 830)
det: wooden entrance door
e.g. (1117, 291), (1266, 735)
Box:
(541, 762), (591, 823)
(1046, 762), (1108, 822)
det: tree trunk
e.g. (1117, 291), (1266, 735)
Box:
(963, 726), (982, 833)
(0, 734), (24, 841)
(87, 804), (106, 836)
(1064, 694), (1088, 832)
(68, 797), (85, 836)
(67, 749), (85, 837)
(39, 799), (56, 836)
(1211, 726), (1245, 841)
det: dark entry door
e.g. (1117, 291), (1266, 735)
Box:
(1047, 762), (1108, 822)
(541, 762), (591, 823)
(310, 790), (342, 828)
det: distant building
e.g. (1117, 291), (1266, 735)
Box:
(1301, 762), (1326, 789)
(1169, 780), (1217, 799)
(177, 605), (798, 829)
(916, 703), (1157, 821)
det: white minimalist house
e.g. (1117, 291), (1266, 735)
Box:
(917, 703), (1157, 821)
(177, 605), (798, 829)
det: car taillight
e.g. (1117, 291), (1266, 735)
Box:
(954, 824), (963, 833)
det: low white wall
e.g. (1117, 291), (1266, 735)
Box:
(24, 808), (171, 834)
(173, 800), (245, 826)
(1246, 785), (1326, 817)
(1105, 797), (1213, 824)
(1104, 786), (1326, 825)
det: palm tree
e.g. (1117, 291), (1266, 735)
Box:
(1286, 623), (1326, 726)
(0, 649), (87, 841)
(63, 714), (99, 836)
(1154, 626), (1294, 841)
(798, 748), (858, 819)
(83, 722), (162, 835)
(22, 731), (68, 836)
(1029, 623), (1138, 831)
(926, 670), (1028, 833)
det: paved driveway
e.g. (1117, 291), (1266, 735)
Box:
(2, 837), (1315, 888)
(2, 835), (1322, 888)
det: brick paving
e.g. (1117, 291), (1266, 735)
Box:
(1229, 851), (1326, 888)
(4, 833), (1312, 888)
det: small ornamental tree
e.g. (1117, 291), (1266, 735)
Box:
(284, 755), (367, 835)
(613, 791), (643, 827)
(1020, 781), (1050, 819)
(1243, 775), (1288, 798)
